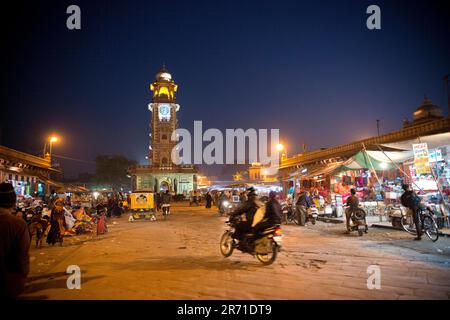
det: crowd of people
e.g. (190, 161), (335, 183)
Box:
(0, 183), (120, 299)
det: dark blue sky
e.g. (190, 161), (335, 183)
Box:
(1, 0), (449, 178)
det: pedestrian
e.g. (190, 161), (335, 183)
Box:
(400, 184), (423, 240)
(46, 198), (66, 246)
(96, 207), (108, 235)
(205, 192), (212, 208)
(0, 182), (30, 299)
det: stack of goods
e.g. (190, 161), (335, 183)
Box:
(64, 207), (96, 236)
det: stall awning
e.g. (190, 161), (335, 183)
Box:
(380, 132), (450, 151)
(287, 161), (347, 180)
(37, 175), (65, 189)
(338, 150), (412, 171)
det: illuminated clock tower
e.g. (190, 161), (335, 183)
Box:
(148, 65), (180, 167)
(129, 65), (197, 194)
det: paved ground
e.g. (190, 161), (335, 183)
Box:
(21, 203), (450, 300)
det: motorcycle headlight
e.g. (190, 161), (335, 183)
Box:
(223, 201), (229, 207)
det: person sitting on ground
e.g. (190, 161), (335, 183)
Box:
(0, 182), (30, 299)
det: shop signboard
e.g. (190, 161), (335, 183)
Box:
(429, 149), (443, 163)
(412, 143), (432, 175)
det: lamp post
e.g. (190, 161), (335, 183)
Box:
(49, 136), (58, 159)
(276, 143), (286, 159)
(43, 136), (59, 165)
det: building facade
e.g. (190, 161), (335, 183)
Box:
(0, 145), (62, 197)
(278, 97), (450, 200)
(129, 66), (197, 194)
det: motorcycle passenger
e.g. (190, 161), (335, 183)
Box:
(400, 184), (422, 240)
(230, 187), (260, 241)
(345, 188), (360, 233)
(253, 191), (282, 235)
(295, 190), (313, 222)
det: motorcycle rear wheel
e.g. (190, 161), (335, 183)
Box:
(255, 239), (278, 265)
(220, 231), (234, 257)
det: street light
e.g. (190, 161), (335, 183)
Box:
(276, 143), (285, 152)
(276, 143), (287, 160)
(43, 135), (59, 164)
(49, 136), (58, 158)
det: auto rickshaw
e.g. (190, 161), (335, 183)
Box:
(128, 191), (156, 222)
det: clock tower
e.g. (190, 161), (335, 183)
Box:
(129, 65), (197, 194)
(148, 65), (180, 167)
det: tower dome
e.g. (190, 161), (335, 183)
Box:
(155, 65), (172, 82)
(412, 95), (444, 122)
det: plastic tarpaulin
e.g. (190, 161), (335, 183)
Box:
(380, 132), (450, 151)
(338, 150), (411, 171)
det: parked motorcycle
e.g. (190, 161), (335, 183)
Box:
(296, 205), (318, 226)
(220, 216), (282, 265)
(385, 204), (406, 229)
(281, 203), (299, 225)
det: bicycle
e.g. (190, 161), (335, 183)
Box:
(400, 206), (439, 242)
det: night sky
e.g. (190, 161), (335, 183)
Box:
(1, 0), (449, 178)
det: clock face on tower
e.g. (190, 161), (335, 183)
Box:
(158, 104), (171, 121)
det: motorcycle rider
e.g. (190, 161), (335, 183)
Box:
(295, 190), (313, 223)
(345, 188), (360, 233)
(230, 187), (260, 241)
(161, 190), (171, 214)
(400, 184), (422, 240)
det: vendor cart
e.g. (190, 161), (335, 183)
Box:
(128, 191), (156, 222)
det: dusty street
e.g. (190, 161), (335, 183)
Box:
(22, 203), (450, 300)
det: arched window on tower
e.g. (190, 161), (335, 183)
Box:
(161, 157), (168, 166)
(161, 134), (168, 141)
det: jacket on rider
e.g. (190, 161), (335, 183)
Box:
(346, 195), (359, 210)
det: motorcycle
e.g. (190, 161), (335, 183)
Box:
(385, 204), (406, 229)
(296, 205), (318, 226)
(281, 202), (299, 225)
(347, 206), (368, 236)
(220, 216), (282, 265)
(161, 203), (170, 220)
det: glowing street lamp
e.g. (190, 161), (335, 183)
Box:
(276, 143), (287, 161)
(49, 136), (59, 158)
(276, 143), (285, 152)
(43, 135), (59, 164)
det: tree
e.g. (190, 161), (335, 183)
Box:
(95, 155), (137, 190)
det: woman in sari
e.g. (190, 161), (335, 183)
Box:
(96, 206), (108, 235)
(46, 198), (66, 246)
